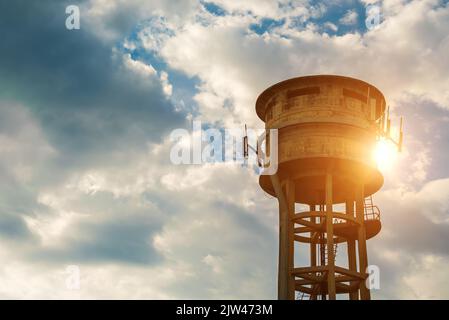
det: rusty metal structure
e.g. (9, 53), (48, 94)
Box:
(254, 75), (402, 300)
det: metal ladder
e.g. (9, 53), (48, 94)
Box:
(364, 196), (381, 220)
(322, 242), (338, 264)
(297, 205), (339, 300)
(297, 292), (311, 300)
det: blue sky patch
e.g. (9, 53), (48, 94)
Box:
(249, 18), (286, 35)
(202, 1), (227, 16)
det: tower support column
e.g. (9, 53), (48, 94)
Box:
(277, 181), (289, 300)
(271, 175), (295, 300)
(286, 179), (296, 300)
(356, 183), (371, 300)
(309, 204), (317, 267)
(346, 197), (358, 300)
(325, 172), (336, 299)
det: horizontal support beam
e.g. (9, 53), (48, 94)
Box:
(291, 266), (327, 275)
(295, 219), (323, 229)
(335, 266), (367, 280)
(294, 226), (314, 233)
(294, 235), (346, 244)
(295, 282), (360, 295)
(295, 284), (314, 294)
(293, 211), (359, 225)
(297, 271), (327, 282)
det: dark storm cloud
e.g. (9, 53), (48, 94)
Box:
(214, 200), (277, 244)
(395, 96), (449, 182)
(67, 219), (162, 264)
(0, 212), (34, 241)
(369, 96), (449, 255)
(213, 200), (278, 270)
(0, 0), (185, 172)
(0, 0), (186, 263)
(0, 167), (38, 214)
(35, 214), (163, 265)
(26, 190), (165, 265)
(379, 206), (449, 256)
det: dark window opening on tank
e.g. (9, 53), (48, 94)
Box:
(286, 86), (320, 99)
(343, 88), (367, 104)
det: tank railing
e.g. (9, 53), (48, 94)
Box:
(364, 196), (381, 221)
(365, 205), (380, 221)
(328, 196), (381, 223)
(329, 211), (379, 224)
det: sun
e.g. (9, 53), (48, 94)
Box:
(373, 138), (398, 171)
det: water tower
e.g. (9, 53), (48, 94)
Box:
(254, 75), (402, 300)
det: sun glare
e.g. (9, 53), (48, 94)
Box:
(374, 139), (398, 171)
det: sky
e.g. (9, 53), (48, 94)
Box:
(0, 0), (449, 299)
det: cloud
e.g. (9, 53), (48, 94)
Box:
(365, 175), (449, 299)
(0, 0), (187, 190)
(137, 0), (449, 130)
(0, 101), (56, 244)
(152, 163), (279, 298)
(84, 0), (200, 41)
(137, 0), (449, 299)
(202, 0), (316, 20)
(1, 0), (449, 299)
(0, 213), (34, 242)
(339, 9), (358, 25)
(0, 0), (186, 268)
(324, 21), (338, 32)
